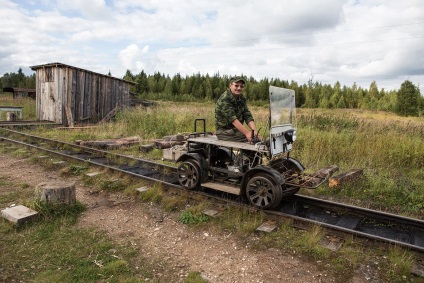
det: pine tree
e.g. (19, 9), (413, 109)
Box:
(396, 80), (420, 116)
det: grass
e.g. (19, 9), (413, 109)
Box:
(0, 196), (144, 283)
(2, 94), (423, 282)
(383, 247), (415, 283)
(214, 206), (266, 235)
(28, 101), (422, 218)
(0, 93), (37, 120)
(294, 109), (424, 216)
(254, 220), (422, 282)
(1, 218), (165, 283)
(0, 155), (208, 283)
(179, 210), (209, 224)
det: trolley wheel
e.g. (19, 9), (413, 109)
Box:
(245, 173), (282, 209)
(177, 159), (201, 190)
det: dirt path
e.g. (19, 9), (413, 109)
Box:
(0, 153), (338, 282)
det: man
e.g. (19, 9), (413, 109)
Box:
(215, 76), (260, 143)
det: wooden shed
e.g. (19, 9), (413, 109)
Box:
(30, 62), (135, 126)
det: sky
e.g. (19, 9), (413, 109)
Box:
(1, 0), (423, 93)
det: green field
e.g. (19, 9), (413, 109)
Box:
(1, 93), (423, 282)
(1, 93), (423, 217)
(11, 96), (421, 217)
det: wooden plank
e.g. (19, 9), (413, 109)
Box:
(101, 76), (106, 118)
(112, 79), (116, 108)
(162, 134), (186, 141)
(79, 71), (85, 121)
(62, 69), (68, 125)
(86, 73), (92, 121)
(66, 68), (72, 124)
(115, 136), (139, 144)
(329, 169), (363, 187)
(107, 77), (111, 112)
(55, 66), (60, 123)
(100, 105), (119, 123)
(311, 165), (339, 178)
(202, 182), (240, 195)
(153, 140), (186, 149)
(35, 69), (40, 120)
(74, 69), (80, 121)
(56, 67), (64, 124)
(139, 144), (155, 153)
(71, 69), (77, 123)
(64, 106), (74, 127)
(96, 76), (100, 119)
(56, 126), (98, 130)
(91, 74), (97, 121)
(78, 136), (139, 149)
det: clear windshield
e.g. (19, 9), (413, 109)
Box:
(269, 86), (296, 128)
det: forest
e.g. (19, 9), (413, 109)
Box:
(1, 68), (423, 117)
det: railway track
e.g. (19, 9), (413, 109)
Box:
(0, 120), (60, 127)
(1, 128), (423, 253)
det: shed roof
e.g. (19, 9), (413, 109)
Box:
(30, 62), (136, 85)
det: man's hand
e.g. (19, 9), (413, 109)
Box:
(245, 131), (262, 143)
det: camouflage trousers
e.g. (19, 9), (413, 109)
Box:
(215, 128), (248, 142)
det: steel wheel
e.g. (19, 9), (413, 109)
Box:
(245, 173), (282, 209)
(177, 159), (201, 189)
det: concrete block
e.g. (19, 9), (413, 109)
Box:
(6, 112), (17, 121)
(162, 147), (187, 161)
(256, 220), (278, 233)
(203, 208), (224, 217)
(86, 172), (102, 177)
(1, 205), (38, 225)
(135, 186), (149, 192)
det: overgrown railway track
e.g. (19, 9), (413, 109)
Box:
(1, 128), (423, 253)
(0, 120), (60, 127)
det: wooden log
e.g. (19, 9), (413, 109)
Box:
(78, 140), (113, 147)
(115, 136), (139, 144)
(35, 181), (76, 205)
(105, 141), (139, 149)
(56, 126), (99, 130)
(162, 134), (186, 141)
(78, 136), (139, 149)
(312, 165), (339, 178)
(154, 140), (186, 149)
(139, 144), (155, 152)
(329, 169), (363, 188)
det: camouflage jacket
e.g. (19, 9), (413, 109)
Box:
(215, 89), (254, 131)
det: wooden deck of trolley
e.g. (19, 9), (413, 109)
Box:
(187, 134), (268, 152)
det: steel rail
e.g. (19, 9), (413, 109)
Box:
(0, 121), (60, 127)
(269, 195), (424, 253)
(1, 129), (423, 253)
(0, 129), (180, 188)
(1, 128), (176, 169)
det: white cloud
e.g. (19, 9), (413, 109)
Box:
(0, 0), (423, 93)
(118, 44), (150, 73)
(56, 0), (111, 19)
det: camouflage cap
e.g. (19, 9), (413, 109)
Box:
(229, 76), (246, 84)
